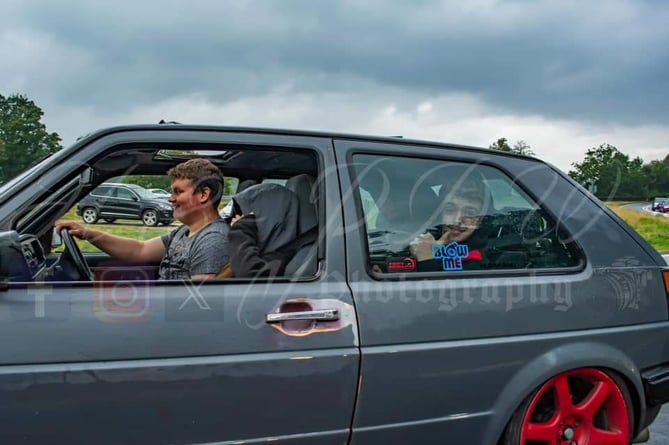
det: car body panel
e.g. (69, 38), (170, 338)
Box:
(333, 138), (669, 443)
(0, 129), (359, 444)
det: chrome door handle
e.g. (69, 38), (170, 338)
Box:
(266, 309), (340, 323)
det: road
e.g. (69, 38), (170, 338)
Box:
(623, 202), (669, 218)
(649, 405), (669, 443)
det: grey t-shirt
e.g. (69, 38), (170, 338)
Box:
(159, 218), (229, 280)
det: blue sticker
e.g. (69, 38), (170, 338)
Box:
(432, 242), (470, 271)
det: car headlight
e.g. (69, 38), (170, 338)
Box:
(159, 203), (172, 211)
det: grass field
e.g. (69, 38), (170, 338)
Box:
(606, 202), (669, 252)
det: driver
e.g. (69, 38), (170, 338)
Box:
(55, 158), (229, 281)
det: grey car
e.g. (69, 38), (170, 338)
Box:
(0, 124), (668, 445)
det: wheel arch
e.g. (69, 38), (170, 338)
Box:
(80, 205), (101, 221)
(485, 341), (645, 445)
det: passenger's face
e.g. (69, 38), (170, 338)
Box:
(169, 178), (209, 224)
(441, 193), (483, 243)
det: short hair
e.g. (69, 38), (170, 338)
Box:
(167, 158), (224, 208)
(439, 171), (492, 214)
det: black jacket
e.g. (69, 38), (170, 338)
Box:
(229, 215), (287, 277)
(227, 183), (300, 278)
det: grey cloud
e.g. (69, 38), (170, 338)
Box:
(3, 0), (669, 124)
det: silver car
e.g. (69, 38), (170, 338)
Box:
(0, 125), (668, 444)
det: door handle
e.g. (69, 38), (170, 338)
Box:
(266, 309), (339, 323)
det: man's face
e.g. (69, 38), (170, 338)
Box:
(441, 193), (483, 243)
(169, 178), (209, 224)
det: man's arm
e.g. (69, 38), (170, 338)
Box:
(55, 221), (166, 263)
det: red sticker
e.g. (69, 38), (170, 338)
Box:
(387, 257), (417, 271)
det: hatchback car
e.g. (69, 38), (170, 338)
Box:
(0, 124), (668, 445)
(76, 182), (174, 226)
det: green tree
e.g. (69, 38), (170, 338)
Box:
(489, 137), (512, 152)
(0, 93), (62, 182)
(489, 137), (535, 156)
(512, 140), (535, 156)
(568, 143), (649, 200)
(119, 175), (172, 191)
(643, 158), (669, 197)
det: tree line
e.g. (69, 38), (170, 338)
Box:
(1, 93), (667, 201)
(490, 137), (669, 201)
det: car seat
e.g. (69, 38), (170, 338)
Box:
(284, 174), (319, 276)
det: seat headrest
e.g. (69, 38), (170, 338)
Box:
(286, 174), (317, 233)
(236, 179), (258, 193)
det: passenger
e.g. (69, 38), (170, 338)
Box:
(56, 158), (229, 280)
(218, 183), (300, 278)
(410, 173), (492, 272)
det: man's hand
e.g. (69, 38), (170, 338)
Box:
(410, 232), (437, 261)
(54, 220), (94, 241)
(230, 212), (254, 227)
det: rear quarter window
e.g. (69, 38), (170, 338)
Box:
(351, 154), (581, 275)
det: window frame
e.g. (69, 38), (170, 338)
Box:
(347, 150), (586, 280)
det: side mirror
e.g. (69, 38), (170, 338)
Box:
(79, 167), (94, 186)
(52, 227), (63, 248)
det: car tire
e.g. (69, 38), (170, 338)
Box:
(502, 368), (634, 445)
(81, 207), (99, 224)
(103, 218), (116, 223)
(142, 209), (158, 227)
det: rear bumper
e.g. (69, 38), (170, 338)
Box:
(642, 363), (669, 405)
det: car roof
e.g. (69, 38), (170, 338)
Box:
(99, 182), (145, 190)
(73, 123), (540, 163)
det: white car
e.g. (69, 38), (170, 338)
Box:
(148, 188), (171, 198)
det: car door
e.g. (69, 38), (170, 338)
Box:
(113, 185), (142, 219)
(88, 184), (115, 217)
(334, 139), (667, 444)
(0, 129), (359, 444)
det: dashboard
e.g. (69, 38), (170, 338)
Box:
(0, 231), (48, 281)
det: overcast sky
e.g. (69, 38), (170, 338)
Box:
(2, 0), (667, 171)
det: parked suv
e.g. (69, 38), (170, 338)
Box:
(1, 124), (669, 444)
(76, 182), (174, 226)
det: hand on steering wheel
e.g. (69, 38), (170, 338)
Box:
(57, 228), (94, 281)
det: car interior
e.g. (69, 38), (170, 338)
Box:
(352, 155), (582, 273)
(0, 143), (321, 285)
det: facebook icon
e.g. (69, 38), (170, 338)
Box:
(10, 284), (71, 321)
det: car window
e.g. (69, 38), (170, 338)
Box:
(116, 187), (136, 200)
(48, 146), (322, 283)
(91, 186), (113, 198)
(352, 154), (580, 275)
(261, 178), (287, 186)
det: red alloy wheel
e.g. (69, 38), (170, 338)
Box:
(509, 368), (632, 445)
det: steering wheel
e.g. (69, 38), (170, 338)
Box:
(57, 229), (94, 281)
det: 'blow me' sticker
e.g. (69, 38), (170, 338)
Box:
(432, 242), (470, 271)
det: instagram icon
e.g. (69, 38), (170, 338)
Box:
(94, 267), (152, 322)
